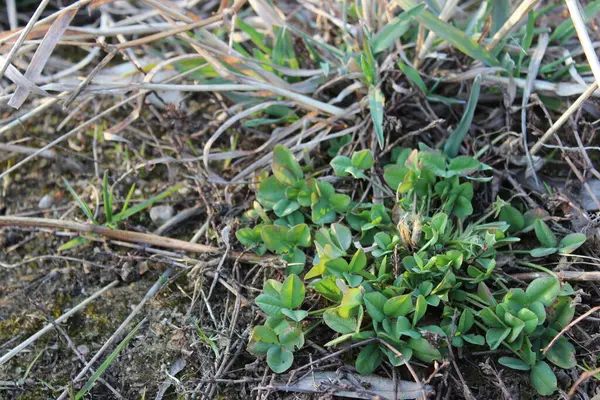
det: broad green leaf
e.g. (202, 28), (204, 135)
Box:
(311, 276), (343, 301)
(343, 273), (363, 287)
(257, 176), (286, 209)
(236, 226), (263, 247)
(364, 292), (387, 323)
(383, 165), (409, 191)
(355, 342), (382, 374)
(396, 0), (499, 66)
(444, 75), (481, 158)
(280, 274), (305, 309)
(529, 301), (547, 325)
(382, 346), (413, 366)
(458, 310), (474, 333)
(383, 295), (414, 318)
(281, 309), (308, 322)
(266, 345), (294, 373)
(349, 249), (367, 273)
(486, 327), (510, 350)
(251, 325), (278, 346)
(534, 220), (558, 248)
(499, 205), (525, 233)
(545, 336), (576, 369)
(273, 198), (300, 217)
(279, 326), (304, 351)
(517, 309), (538, 334)
(331, 223), (352, 251)
(530, 361), (557, 396)
(351, 150), (375, 170)
(330, 156), (353, 177)
(261, 225), (290, 254)
(448, 156), (480, 175)
(272, 145), (303, 185)
(462, 334), (485, 345)
(323, 309), (357, 334)
(548, 296), (574, 330)
(407, 337), (442, 362)
(559, 233), (586, 254)
(369, 87), (385, 149)
(413, 295), (427, 326)
(530, 247), (558, 257)
(340, 288), (363, 317)
(256, 293), (285, 317)
(287, 224), (311, 247)
(526, 277), (560, 307)
(498, 357), (531, 371)
(372, 4), (425, 53)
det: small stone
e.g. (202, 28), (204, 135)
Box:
(76, 344), (89, 356)
(120, 262), (135, 282)
(38, 194), (53, 209)
(150, 205), (174, 225)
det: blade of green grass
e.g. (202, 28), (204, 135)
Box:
(74, 319), (145, 400)
(237, 17), (271, 54)
(398, 61), (428, 93)
(395, 0), (500, 66)
(444, 75), (481, 158)
(491, 0), (510, 35)
(369, 87), (385, 149)
(371, 4), (425, 54)
(62, 177), (96, 224)
(102, 171), (113, 224)
(551, 0), (600, 43)
(120, 183), (135, 215)
(112, 183), (182, 224)
(58, 236), (88, 251)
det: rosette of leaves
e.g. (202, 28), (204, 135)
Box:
(479, 277), (576, 395)
(238, 145), (584, 396)
(248, 274), (307, 373)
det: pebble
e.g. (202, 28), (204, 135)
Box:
(76, 344), (89, 356)
(149, 205), (174, 225)
(38, 194), (53, 209)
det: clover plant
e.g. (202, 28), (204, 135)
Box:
(238, 145), (586, 396)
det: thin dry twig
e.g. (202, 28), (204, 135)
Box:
(0, 216), (271, 263)
(542, 305), (600, 354)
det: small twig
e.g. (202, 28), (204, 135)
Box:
(543, 305), (600, 354)
(511, 271), (600, 281)
(376, 339), (426, 400)
(0, 216), (270, 263)
(567, 366), (600, 398)
(530, 82), (599, 155)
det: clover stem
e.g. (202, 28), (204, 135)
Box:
(517, 261), (558, 279)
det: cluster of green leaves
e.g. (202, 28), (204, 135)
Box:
(480, 278), (577, 395)
(239, 145), (585, 396)
(248, 274), (307, 372)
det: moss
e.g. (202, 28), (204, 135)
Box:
(0, 315), (44, 342)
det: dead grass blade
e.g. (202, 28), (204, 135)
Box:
(8, 9), (78, 109)
(486, 0), (540, 51)
(0, 0), (53, 79)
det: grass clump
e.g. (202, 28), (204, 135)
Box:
(238, 145), (585, 396)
